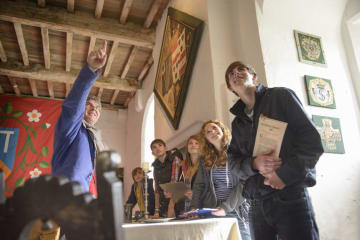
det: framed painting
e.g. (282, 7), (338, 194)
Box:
(305, 75), (336, 109)
(312, 115), (345, 154)
(294, 30), (327, 67)
(154, 7), (204, 129)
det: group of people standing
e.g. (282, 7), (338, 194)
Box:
(126, 121), (251, 240)
(125, 60), (324, 240)
(52, 41), (324, 240)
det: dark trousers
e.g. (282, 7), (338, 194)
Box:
(249, 188), (319, 240)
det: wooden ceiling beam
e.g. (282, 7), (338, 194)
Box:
(124, 91), (136, 107)
(103, 40), (119, 77)
(97, 87), (103, 99)
(0, 0), (155, 49)
(28, 79), (38, 97)
(110, 89), (120, 105)
(66, 32), (73, 72)
(47, 80), (54, 98)
(120, 0), (134, 24)
(138, 54), (153, 82)
(144, 0), (161, 28)
(8, 77), (20, 96)
(37, 0), (46, 8)
(88, 36), (96, 57)
(0, 40), (7, 62)
(41, 27), (51, 69)
(95, 0), (104, 19)
(67, 0), (75, 13)
(0, 61), (140, 92)
(121, 46), (137, 79)
(102, 103), (126, 110)
(13, 22), (29, 66)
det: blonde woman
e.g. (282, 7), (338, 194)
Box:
(191, 120), (250, 240)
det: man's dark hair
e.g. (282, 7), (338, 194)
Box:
(86, 95), (102, 111)
(225, 61), (257, 89)
(150, 139), (166, 150)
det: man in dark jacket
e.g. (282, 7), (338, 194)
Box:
(151, 139), (184, 217)
(225, 61), (324, 240)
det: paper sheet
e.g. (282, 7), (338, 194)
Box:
(160, 182), (189, 203)
(253, 114), (288, 157)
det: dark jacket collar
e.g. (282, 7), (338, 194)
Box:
(229, 84), (267, 117)
(151, 151), (171, 168)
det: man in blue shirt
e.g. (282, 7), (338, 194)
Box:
(51, 41), (108, 197)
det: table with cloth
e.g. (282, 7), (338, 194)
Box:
(122, 217), (241, 240)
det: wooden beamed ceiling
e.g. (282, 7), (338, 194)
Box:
(0, 0), (169, 109)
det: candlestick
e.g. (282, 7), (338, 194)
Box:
(141, 162), (149, 172)
(144, 172), (149, 219)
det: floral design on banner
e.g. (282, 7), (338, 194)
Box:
(0, 95), (62, 197)
(29, 167), (42, 178)
(27, 109), (42, 122)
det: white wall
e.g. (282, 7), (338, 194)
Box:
(207, 0), (267, 127)
(95, 109), (127, 164)
(342, 0), (360, 130)
(256, 0), (360, 239)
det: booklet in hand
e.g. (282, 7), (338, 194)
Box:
(253, 114), (288, 157)
(160, 182), (189, 203)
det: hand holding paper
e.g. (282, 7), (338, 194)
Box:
(252, 115), (287, 189)
(160, 182), (189, 203)
(253, 149), (282, 175)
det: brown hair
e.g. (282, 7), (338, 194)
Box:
(150, 139), (166, 150)
(225, 61), (257, 89)
(184, 135), (203, 179)
(131, 167), (144, 181)
(200, 120), (231, 170)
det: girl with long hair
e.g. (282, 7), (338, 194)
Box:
(182, 135), (202, 212)
(191, 120), (251, 240)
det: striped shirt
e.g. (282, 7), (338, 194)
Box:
(212, 165), (233, 202)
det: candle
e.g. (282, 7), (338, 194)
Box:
(142, 162), (149, 172)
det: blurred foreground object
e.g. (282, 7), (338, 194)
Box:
(0, 151), (123, 240)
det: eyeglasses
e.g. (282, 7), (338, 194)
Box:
(86, 102), (101, 110)
(229, 67), (248, 78)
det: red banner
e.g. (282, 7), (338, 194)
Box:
(0, 95), (62, 198)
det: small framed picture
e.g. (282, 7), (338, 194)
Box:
(305, 75), (336, 109)
(294, 30), (326, 67)
(312, 115), (345, 154)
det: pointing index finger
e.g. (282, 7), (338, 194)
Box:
(103, 40), (107, 53)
